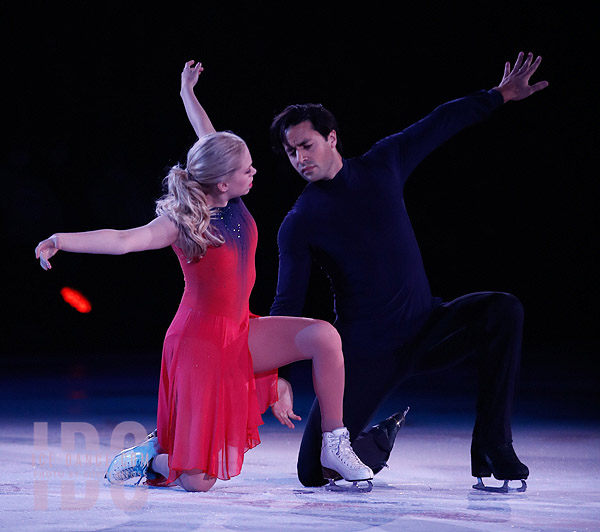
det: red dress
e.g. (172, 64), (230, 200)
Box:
(150, 198), (277, 483)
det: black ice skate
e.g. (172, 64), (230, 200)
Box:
(321, 427), (374, 492)
(352, 407), (410, 475)
(471, 441), (529, 493)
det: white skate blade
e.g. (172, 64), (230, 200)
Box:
(325, 479), (373, 493)
(472, 477), (527, 493)
(321, 466), (372, 483)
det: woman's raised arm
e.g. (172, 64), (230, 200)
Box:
(180, 60), (216, 139)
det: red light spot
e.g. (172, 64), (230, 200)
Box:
(60, 287), (92, 313)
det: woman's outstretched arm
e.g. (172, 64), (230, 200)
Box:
(35, 215), (179, 270)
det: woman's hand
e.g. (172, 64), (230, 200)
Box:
(35, 235), (59, 270)
(271, 377), (302, 429)
(181, 60), (204, 91)
(180, 59), (216, 138)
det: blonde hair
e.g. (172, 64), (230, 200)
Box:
(155, 131), (248, 261)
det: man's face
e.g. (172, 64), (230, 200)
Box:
(283, 121), (340, 182)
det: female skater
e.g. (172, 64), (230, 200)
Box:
(35, 72), (373, 493)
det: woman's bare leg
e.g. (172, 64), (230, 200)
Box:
(146, 316), (342, 491)
(151, 454), (217, 492)
(249, 316), (344, 432)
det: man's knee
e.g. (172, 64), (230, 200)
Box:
(487, 292), (524, 325)
(297, 459), (327, 487)
(297, 437), (327, 487)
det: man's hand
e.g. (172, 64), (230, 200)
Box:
(493, 51), (549, 103)
(270, 377), (302, 429)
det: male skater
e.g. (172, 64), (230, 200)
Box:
(268, 51), (548, 490)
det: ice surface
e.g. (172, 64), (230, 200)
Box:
(1, 369), (598, 532)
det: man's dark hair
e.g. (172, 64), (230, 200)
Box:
(270, 103), (342, 156)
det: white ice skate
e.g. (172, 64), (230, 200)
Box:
(321, 427), (374, 492)
(105, 430), (159, 485)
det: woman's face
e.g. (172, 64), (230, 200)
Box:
(223, 145), (256, 199)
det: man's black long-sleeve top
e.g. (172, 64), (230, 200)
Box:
(270, 89), (504, 351)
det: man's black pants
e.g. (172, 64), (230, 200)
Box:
(297, 291), (524, 487)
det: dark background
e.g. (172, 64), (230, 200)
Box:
(2, 4), (597, 411)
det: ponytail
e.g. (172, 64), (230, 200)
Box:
(155, 132), (247, 261)
(155, 165), (224, 261)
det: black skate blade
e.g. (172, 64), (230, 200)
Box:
(325, 479), (373, 493)
(472, 477), (527, 493)
(382, 406), (410, 431)
(396, 406), (410, 426)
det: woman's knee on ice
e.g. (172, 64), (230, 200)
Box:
(178, 472), (217, 492)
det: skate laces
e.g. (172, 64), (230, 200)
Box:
(333, 432), (367, 470)
(107, 436), (157, 484)
(111, 449), (151, 480)
(111, 459), (147, 484)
